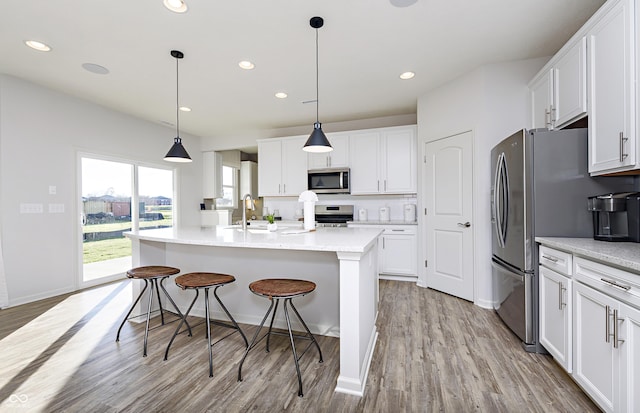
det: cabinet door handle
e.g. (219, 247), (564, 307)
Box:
(278, 184), (281, 194)
(283, 184), (286, 194)
(377, 180), (380, 192)
(457, 222), (471, 228)
(545, 108), (551, 128)
(542, 255), (558, 263)
(620, 132), (629, 162)
(391, 229), (405, 232)
(558, 282), (566, 310)
(600, 277), (631, 291)
(613, 309), (624, 349)
(384, 180), (387, 191)
(606, 305), (611, 343)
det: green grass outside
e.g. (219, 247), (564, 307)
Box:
(82, 207), (173, 264)
(83, 237), (132, 264)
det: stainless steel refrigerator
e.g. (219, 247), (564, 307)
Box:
(490, 128), (635, 352)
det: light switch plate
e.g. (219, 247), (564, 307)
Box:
(20, 203), (44, 214)
(49, 185), (57, 195)
(48, 203), (65, 213)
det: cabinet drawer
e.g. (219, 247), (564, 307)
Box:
(539, 245), (573, 276)
(574, 256), (640, 309)
(382, 226), (416, 235)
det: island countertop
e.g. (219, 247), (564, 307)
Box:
(125, 225), (382, 254)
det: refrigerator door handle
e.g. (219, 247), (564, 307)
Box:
(493, 152), (508, 248)
(493, 154), (504, 248)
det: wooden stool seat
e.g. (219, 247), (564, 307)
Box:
(165, 272), (248, 377)
(249, 279), (316, 298)
(239, 277), (323, 397)
(175, 272), (235, 289)
(127, 265), (180, 279)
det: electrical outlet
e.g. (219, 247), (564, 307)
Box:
(48, 203), (65, 213)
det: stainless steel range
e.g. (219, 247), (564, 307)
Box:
(314, 205), (353, 227)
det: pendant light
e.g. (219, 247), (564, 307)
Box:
(164, 50), (192, 163)
(303, 16), (333, 153)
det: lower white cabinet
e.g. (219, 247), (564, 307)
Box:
(573, 281), (619, 412)
(539, 265), (572, 372)
(572, 256), (640, 413)
(348, 224), (417, 279)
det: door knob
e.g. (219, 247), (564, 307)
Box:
(457, 222), (471, 228)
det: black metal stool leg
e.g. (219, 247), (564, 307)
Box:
(165, 289), (199, 360)
(142, 277), (156, 357)
(160, 277), (192, 336)
(266, 299), (280, 352)
(205, 288), (214, 377)
(238, 299), (275, 382)
(213, 286), (248, 348)
(289, 300), (324, 363)
(283, 299), (303, 397)
(116, 279), (148, 342)
(153, 278), (166, 325)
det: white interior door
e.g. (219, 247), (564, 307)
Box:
(423, 131), (474, 301)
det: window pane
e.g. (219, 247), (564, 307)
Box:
(138, 166), (173, 230)
(222, 166), (234, 186)
(81, 158), (132, 283)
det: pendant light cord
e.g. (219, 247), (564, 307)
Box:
(175, 56), (180, 137)
(315, 27), (319, 123)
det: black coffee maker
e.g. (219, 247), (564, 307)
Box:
(588, 192), (640, 242)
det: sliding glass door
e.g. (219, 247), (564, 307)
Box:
(80, 156), (174, 287)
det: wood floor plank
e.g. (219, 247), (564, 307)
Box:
(0, 279), (599, 412)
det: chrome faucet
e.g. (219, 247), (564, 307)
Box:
(241, 193), (255, 231)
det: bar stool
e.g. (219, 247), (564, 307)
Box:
(116, 265), (191, 357)
(237, 278), (323, 397)
(164, 272), (249, 377)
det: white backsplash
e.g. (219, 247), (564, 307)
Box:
(263, 194), (417, 222)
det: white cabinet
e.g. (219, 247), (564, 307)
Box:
(573, 281), (618, 412)
(348, 223), (417, 280)
(572, 256), (640, 413)
(202, 151), (223, 199)
(619, 302), (640, 412)
(529, 38), (587, 130)
(307, 134), (349, 169)
(380, 226), (417, 277)
(258, 136), (308, 197)
(539, 246), (573, 373)
(588, 0), (637, 175)
(350, 126), (417, 195)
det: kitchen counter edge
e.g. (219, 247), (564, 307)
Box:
(536, 237), (640, 274)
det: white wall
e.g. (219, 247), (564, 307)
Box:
(0, 75), (202, 306)
(201, 114), (417, 153)
(417, 57), (548, 308)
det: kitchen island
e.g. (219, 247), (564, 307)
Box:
(124, 225), (382, 396)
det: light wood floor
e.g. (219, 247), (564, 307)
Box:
(0, 279), (599, 412)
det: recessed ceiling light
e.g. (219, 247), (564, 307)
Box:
(163, 0), (187, 13)
(399, 71), (415, 80)
(25, 40), (51, 52)
(82, 63), (109, 75)
(275, 92), (288, 99)
(390, 0), (418, 7)
(179, 106), (191, 112)
(238, 61), (255, 70)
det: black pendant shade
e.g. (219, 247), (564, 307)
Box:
(164, 50), (192, 163)
(303, 16), (333, 153)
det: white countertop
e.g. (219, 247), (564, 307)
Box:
(125, 225), (382, 254)
(536, 237), (640, 273)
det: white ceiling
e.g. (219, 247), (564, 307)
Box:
(0, 0), (605, 138)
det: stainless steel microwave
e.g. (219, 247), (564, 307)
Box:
(307, 168), (350, 194)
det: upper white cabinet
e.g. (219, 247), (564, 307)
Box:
(588, 0), (637, 175)
(202, 151), (223, 199)
(350, 126), (417, 195)
(258, 136), (308, 197)
(307, 134), (349, 169)
(529, 38), (587, 130)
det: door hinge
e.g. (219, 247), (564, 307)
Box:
(423, 155), (427, 163)
(425, 260), (428, 267)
